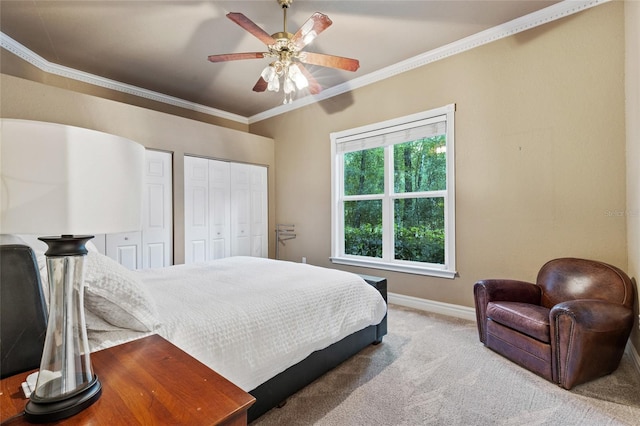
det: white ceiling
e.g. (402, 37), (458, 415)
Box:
(1, 1), (564, 120)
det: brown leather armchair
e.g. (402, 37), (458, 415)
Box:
(474, 258), (635, 389)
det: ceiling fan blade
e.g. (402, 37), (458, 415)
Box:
(227, 12), (275, 46)
(253, 77), (268, 92)
(299, 52), (360, 72)
(298, 64), (322, 95)
(208, 52), (266, 63)
(291, 12), (332, 50)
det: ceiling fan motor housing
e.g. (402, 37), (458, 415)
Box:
(271, 31), (293, 41)
(277, 0), (293, 8)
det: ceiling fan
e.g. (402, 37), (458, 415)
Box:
(207, 0), (360, 104)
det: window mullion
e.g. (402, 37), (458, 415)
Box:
(392, 190), (447, 200)
(337, 154), (346, 257)
(382, 145), (394, 261)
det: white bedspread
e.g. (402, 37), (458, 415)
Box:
(135, 257), (387, 391)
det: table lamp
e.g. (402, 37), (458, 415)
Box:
(0, 118), (144, 422)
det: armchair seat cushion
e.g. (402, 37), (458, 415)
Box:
(487, 302), (550, 343)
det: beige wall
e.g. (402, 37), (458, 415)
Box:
(250, 1), (629, 309)
(0, 74), (276, 263)
(625, 0), (640, 352)
(1, 1), (636, 354)
(0, 49), (248, 133)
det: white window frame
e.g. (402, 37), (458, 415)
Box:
(330, 104), (456, 278)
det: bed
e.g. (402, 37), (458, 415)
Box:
(2, 238), (388, 422)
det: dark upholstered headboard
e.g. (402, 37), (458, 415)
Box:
(0, 244), (48, 378)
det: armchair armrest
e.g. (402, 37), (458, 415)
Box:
(550, 299), (634, 389)
(473, 279), (541, 343)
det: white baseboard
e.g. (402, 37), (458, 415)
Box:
(388, 292), (476, 322)
(628, 341), (640, 376)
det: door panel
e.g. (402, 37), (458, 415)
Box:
(191, 239), (207, 263)
(231, 163), (252, 257)
(250, 165), (268, 258)
(146, 242), (166, 269)
(192, 186), (208, 226)
(146, 184), (164, 228)
(106, 231), (142, 270)
(184, 156), (210, 264)
(211, 239), (226, 260)
(209, 160), (230, 260)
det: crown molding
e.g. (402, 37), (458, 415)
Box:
(1, 0), (608, 126)
(0, 32), (249, 125)
(249, 0), (609, 123)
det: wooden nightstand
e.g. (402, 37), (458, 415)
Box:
(0, 334), (255, 425)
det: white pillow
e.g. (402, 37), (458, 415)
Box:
(84, 309), (127, 332)
(0, 235), (157, 332)
(83, 252), (160, 332)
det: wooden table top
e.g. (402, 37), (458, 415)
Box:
(0, 334), (255, 425)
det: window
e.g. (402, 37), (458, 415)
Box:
(330, 104), (456, 278)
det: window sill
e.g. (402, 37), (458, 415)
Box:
(330, 256), (457, 279)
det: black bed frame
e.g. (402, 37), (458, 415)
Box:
(247, 274), (388, 422)
(0, 243), (387, 423)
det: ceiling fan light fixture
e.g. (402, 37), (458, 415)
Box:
(261, 64), (276, 82)
(283, 75), (295, 95)
(266, 73), (280, 92)
(288, 63), (308, 90)
(259, 62), (280, 92)
(207, 0), (359, 103)
(268, 79), (280, 92)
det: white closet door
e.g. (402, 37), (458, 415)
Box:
(106, 231), (142, 270)
(230, 163), (252, 256)
(185, 158), (267, 262)
(249, 165), (268, 257)
(142, 150), (173, 269)
(184, 156), (210, 264)
(104, 150), (174, 270)
(209, 160), (231, 259)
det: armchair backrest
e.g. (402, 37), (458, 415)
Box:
(536, 257), (634, 309)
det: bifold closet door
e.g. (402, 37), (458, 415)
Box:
(184, 157), (267, 264)
(230, 163), (267, 258)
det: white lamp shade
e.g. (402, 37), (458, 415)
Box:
(1, 119), (145, 235)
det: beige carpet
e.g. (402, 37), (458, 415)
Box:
(253, 304), (640, 425)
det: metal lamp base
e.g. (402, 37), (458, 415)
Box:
(24, 376), (102, 423)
